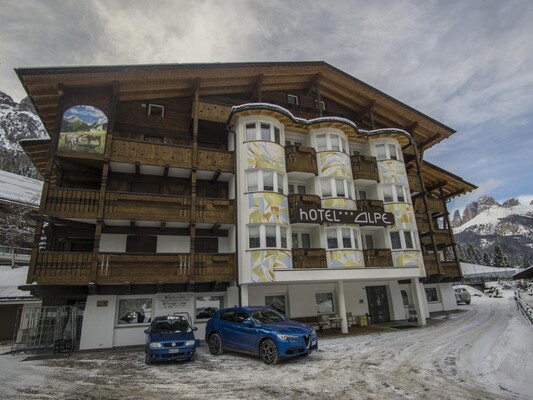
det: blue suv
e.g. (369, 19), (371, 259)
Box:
(205, 306), (318, 364)
(144, 313), (199, 364)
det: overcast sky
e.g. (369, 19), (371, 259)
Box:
(1, 0), (532, 211)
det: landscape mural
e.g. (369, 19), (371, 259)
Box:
(59, 105), (108, 154)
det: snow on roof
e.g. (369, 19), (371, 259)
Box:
(454, 204), (533, 234)
(0, 170), (42, 207)
(0, 265), (34, 300)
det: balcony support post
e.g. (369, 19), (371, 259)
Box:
(336, 281), (349, 334)
(410, 278), (427, 326)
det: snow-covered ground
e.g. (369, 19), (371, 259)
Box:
(1, 286), (532, 400)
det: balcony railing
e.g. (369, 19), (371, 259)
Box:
(46, 188), (100, 218)
(363, 248), (393, 267)
(292, 248), (327, 269)
(351, 155), (379, 181)
(420, 229), (454, 248)
(407, 174), (423, 193)
(414, 197), (447, 216)
(197, 148), (234, 172)
(111, 138), (193, 169)
(196, 198), (235, 224)
(31, 252), (235, 284)
(415, 214), (430, 232)
(423, 254), (440, 276)
(285, 145), (318, 175)
(288, 194), (321, 222)
(441, 261), (461, 278)
(356, 199), (385, 213)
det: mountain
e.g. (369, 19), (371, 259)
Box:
(0, 90), (48, 178)
(453, 196), (533, 265)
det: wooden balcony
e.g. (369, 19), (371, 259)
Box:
(111, 138), (192, 169)
(414, 197), (447, 216)
(423, 254), (440, 276)
(196, 198), (235, 224)
(415, 214), (430, 232)
(363, 248), (393, 267)
(285, 145), (318, 175)
(33, 252), (93, 284)
(288, 194), (321, 222)
(104, 192), (191, 222)
(197, 148), (233, 172)
(356, 199), (385, 213)
(351, 155), (379, 181)
(292, 248), (327, 269)
(45, 188), (100, 219)
(420, 229), (454, 248)
(31, 252), (235, 285)
(407, 174), (423, 193)
(441, 261), (461, 278)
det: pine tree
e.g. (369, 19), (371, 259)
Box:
(457, 245), (466, 262)
(466, 243), (478, 264)
(493, 245), (505, 268)
(522, 255), (531, 269)
(482, 252), (492, 267)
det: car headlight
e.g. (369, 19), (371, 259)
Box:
(311, 328), (317, 335)
(276, 334), (299, 341)
(149, 342), (162, 349)
(185, 340), (195, 346)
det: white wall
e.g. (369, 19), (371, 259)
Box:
(424, 284), (444, 313)
(439, 282), (458, 311)
(99, 234), (127, 252)
(157, 236), (189, 253)
(80, 295), (118, 350)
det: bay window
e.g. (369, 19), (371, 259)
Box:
(315, 132), (348, 153)
(247, 225), (288, 249)
(375, 143), (402, 161)
(390, 230), (416, 250)
(382, 184), (408, 203)
(247, 170), (285, 194)
(244, 121), (282, 144)
(325, 227), (360, 250)
(321, 178), (353, 199)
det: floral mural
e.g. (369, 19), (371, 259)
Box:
(379, 160), (407, 185)
(246, 142), (285, 172)
(248, 193), (289, 224)
(59, 105), (108, 154)
(250, 250), (291, 282)
(318, 152), (352, 178)
(327, 250), (365, 268)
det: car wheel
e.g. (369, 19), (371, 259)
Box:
(260, 339), (280, 365)
(208, 333), (224, 355)
(145, 352), (152, 365)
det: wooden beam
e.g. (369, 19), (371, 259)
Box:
(210, 224), (221, 233)
(163, 164), (169, 177)
(445, 189), (466, 199)
(354, 100), (375, 122)
(211, 169), (222, 183)
(306, 73), (322, 96)
(418, 133), (441, 151)
(135, 161), (140, 175)
(405, 121), (419, 132)
(249, 74), (263, 101)
(426, 180), (448, 193)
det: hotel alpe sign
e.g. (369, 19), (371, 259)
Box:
(294, 207), (395, 226)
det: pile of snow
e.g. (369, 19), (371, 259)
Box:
(0, 265), (32, 299)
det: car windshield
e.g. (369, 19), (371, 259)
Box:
(251, 309), (287, 324)
(152, 318), (191, 333)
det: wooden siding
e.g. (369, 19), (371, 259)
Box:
(33, 252), (92, 284)
(111, 138), (192, 168)
(104, 192), (192, 221)
(423, 254), (440, 276)
(285, 145), (318, 174)
(46, 188), (100, 218)
(441, 261), (461, 278)
(196, 198), (235, 224)
(197, 148), (233, 172)
(351, 155), (379, 181)
(415, 214), (431, 232)
(407, 174), (423, 193)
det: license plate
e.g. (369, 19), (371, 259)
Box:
(168, 349), (180, 353)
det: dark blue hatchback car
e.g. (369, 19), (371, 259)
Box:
(205, 306), (318, 364)
(144, 313), (199, 364)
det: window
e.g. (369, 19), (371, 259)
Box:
(265, 295), (287, 314)
(382, 184), (408, 203)
(220, 310), (236, 322)
(315, 292), (334, 314)
(148, 104), (165, 117)
(376, 143), (402, 161)
(390, 230), (416, 250)
(244, 121), (281, 144)
(292, 232), (311, 248)
(288, 184), (307, 195)
(287, 94), (299, 106)
(315, 132), (348, 153)
(425, 288), (439, 303)
(314, 99), (326, 111)
(249, 226), (260, 248)
(356, 189), (367, 200)
(363, 234), (374, 250)
(248, 225), (288, 249)
(321, 178), (353, 199)
(246, 170), (284, 194)
(326, 227), (359, 250)
(196, 296), (223, 319)
(401, 290), (409, 307)
(126, 236), (157, 253)
(117, 297), (152, 325)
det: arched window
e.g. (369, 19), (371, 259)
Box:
(401, 290), (409, 307)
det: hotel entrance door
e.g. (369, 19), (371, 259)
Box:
(366, 285), (390, 323)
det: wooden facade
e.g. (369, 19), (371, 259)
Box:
(17, 62), (477, 298)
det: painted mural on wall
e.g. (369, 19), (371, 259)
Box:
(318, 152), (352, 178)
(248, 193), (289, 224)
(322, 198), (357, 211)
(59, 105), (108, 154)
(246, 142), (285, 172)
(392, 250), (424, 272)
(378, 160), (407, 185)
(328, 250), (365, 268)
(250, 250), (291, 282)
(384, 203), (416, 230)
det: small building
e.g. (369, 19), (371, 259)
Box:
(15, 62), (476, 350)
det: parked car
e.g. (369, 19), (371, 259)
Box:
(454, 287), (471, 305)
(144, 313), (199, 365)
(205, 306), (318, 364)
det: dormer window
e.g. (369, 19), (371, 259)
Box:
(287, 94), (299, 106)
(148, 104), (165, 117)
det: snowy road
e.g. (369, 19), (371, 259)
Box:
(1, 291), (532, 400)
